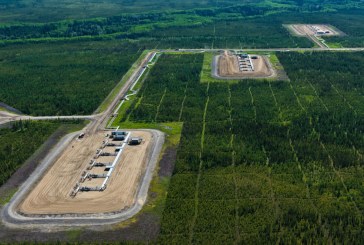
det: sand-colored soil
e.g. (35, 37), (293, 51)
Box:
(19, 130), (152, 214)
(218, 51), (273, 78)
(289, 24), (341, 36)
(0, 110), (17, 125)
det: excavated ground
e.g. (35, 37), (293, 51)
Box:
(18, 130), (152, 215)
(289, 24), (342, 36)
(218, 51), (273, 78)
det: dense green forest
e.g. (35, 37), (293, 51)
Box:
(0, 8), (312, 48)
(0, 4), (363, 48)
(118, 52), (364, 243)
(0, 121), (61, 186)
(0, 1), (361, 119)
(0, 0), (363, 242)
(0, 0), (361, 23)
(0, 41), (142, 116)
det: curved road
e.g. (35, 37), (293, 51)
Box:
(1, 51), (164, 228)
(1, 130), (164, 228)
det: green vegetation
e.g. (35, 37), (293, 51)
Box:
(0, 119), (86, 188)
(0, 41), (142, 116)
(0, 0), (363, 243)
(0, 188), (18, 206)
(1, 6), (363, 48)
(200, 52), (288, 84)
(0, 10), (313, 48)
(97, 50), (150, 114)
(0, 0), (362, 24)
(0, 121), (59, 186)
(0, 0), (268, 23)
(114, 121), (184, 226)
(200, 52), (238, 84)
(115, 52), (364, 243)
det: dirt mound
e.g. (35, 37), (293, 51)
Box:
(219, 51), (240, 76)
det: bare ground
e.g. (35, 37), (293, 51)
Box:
(158, 147), (177, 178)
(0, 125), (74, 208)
(0, 134), (176, 243)
(217, 51), (274, 78)
(19, 131), (153, 215)
(289, 24), (342, 36)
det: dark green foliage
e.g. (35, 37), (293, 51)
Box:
(0, 41), (142, 115)
(0, 2), (363, 49)
(122, 52), (364, 243)
(0, 120), (60, 186)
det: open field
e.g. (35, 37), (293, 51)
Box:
(216, 51), (274, 79)
(19, 130), (152, 215)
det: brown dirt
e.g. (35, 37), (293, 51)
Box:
(219, 50), (240, 75)
(0, 126), (69, 207)
(218, 52), (273, 78)
(18, 130), (152, 214)
(158, 147), (177, 178)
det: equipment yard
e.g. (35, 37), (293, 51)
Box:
(287, 24), (343, 36)
(18, 130), (152, 214)
(215, 50), (275, 79)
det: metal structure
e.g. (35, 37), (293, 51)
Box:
(70, 131), (131, 197)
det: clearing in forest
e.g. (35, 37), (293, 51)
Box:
(213, 50), (276, 79)
(286, 24), (344, 37)
(19, 130), (153, 215)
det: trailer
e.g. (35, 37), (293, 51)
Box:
(129, 137), (142, 145)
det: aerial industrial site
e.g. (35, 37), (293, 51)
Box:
(0, 0), (363, 243)
(215, 50), (275, 79)
(19, 130), (151, 215)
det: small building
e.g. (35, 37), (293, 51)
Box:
(111, 130), (127, 137)
(113, 135), (125, 141)
(129, 137), (142, 145)
(112, 131), (127, 141)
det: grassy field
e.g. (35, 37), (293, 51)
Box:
(112, 52), (364, 243)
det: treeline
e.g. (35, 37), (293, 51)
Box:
(0, 6), (280, 40)
(123, 53), (364, 243)
(1, 9), (363, 48)
(0, 40), (142, 116)
(0, 121), (60, 186)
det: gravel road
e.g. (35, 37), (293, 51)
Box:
(1, 129), (164, 228)
(1, 51), (165, 229)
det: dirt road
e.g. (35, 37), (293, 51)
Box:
(1, 51), (165, 228)
(19, 131), (152, 215)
